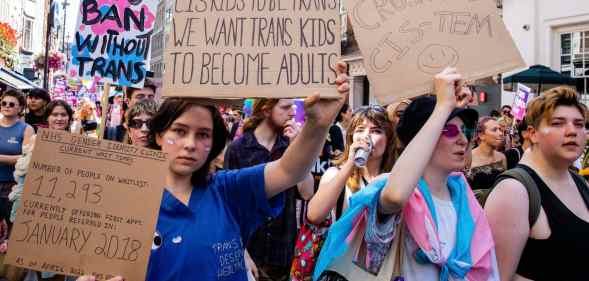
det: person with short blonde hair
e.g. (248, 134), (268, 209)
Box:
(485, 86), (589, 281)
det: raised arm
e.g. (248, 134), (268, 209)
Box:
(306, 165), (350, 224)
(264, 62), (349, 199)
(307, 139), (369, 224)
(379, 68), (461, 214)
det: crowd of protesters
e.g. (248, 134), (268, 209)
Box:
(0, 64), (588, 281)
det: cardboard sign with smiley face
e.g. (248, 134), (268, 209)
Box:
(349, 0), (525, 104)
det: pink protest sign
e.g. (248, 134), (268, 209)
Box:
(68, 0), (158, 88)
(512, 83), (531, 121)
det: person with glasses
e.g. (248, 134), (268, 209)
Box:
(315, 68), (499, 281)
(124, 100), (158, 147)
(105, 78), (158, 142)
(0, 90), (34, 248)
(74, 61), (350, 281)
(4, 100), (76, 281)
(467, 117), (507, 190)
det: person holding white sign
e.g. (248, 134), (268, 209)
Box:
(376, 70), (498, 280)
(76, 62), (350, 281)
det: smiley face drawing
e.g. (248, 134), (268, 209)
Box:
(417, 44), (460, 74)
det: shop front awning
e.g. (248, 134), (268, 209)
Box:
(0, 66), (39, 90)
(502, 64), (578, 93)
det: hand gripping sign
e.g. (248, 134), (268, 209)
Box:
(6, 129), (166, 281)
(68, 0), (159, 88)
(162, 0), (341, 99)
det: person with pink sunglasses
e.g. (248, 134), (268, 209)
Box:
(315, 68), (499, 281)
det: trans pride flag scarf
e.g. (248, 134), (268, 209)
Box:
(313, 173), (495, 281)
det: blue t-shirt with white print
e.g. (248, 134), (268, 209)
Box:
(146, 164), (284, 281)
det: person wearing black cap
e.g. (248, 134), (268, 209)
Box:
(374, 68), (499, 280)
(25, 88), (51, 132)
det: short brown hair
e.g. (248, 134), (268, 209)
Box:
(126, 78), (157, 100)
(1, 89), (26, 113)
(525, 86), (586, 129)
(45, 100), (74, 130)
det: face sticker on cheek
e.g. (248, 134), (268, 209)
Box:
(166, 138), (176, 145)
(540, 127), (552, 135)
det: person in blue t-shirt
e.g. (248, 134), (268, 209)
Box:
(76, 62), (350, 281)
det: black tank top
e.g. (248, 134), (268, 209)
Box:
(467, 160), (505, 190)
(516, 165), (589, 280)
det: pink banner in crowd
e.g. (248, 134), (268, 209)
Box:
(512, 83), (531, 121)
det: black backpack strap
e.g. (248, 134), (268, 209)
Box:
(570, 172), (589, 209)
(494, 166), (542, 228)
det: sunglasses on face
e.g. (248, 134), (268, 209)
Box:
(135, 94), (155, 101)
(442, 123), (475, 142)
(353, 105), (386, 115)
(128, 119), (152, 129)
(1, 101), (17, 108)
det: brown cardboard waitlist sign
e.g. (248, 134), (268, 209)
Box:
(6, 129), (166, 281)
(162, 0), (341, 99)
(349, 0), (525, 104)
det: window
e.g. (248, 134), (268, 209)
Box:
(23, 18), (33, 51)
(560, 31), (589, 95)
